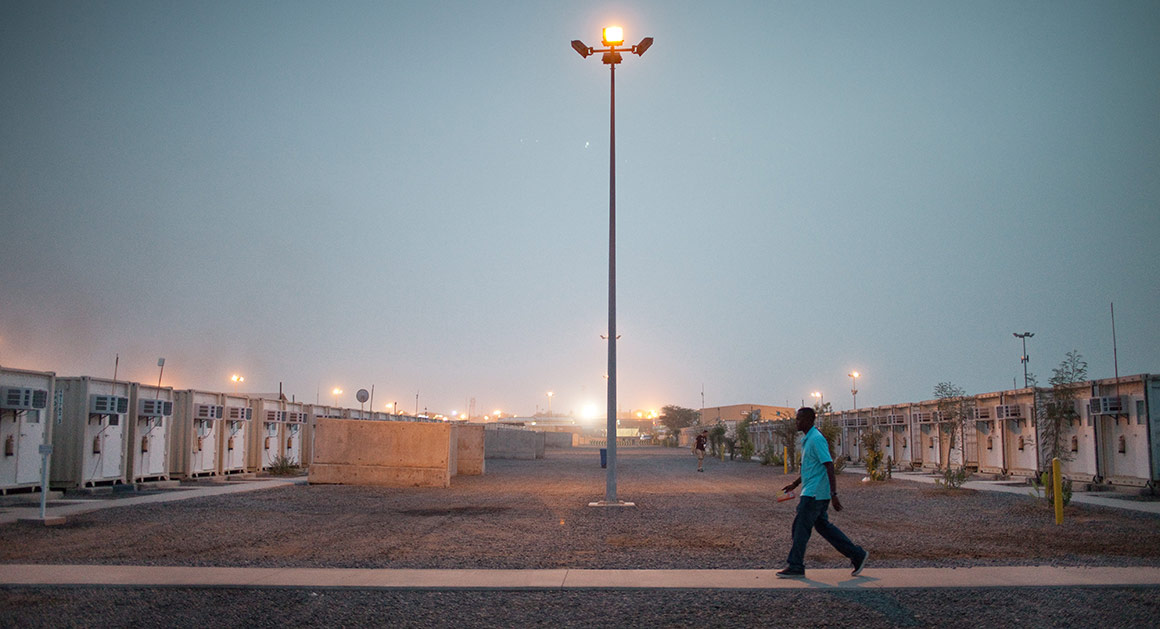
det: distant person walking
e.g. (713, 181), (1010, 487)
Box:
(693, 430), (709, 472)
(777, 407), (869, 578)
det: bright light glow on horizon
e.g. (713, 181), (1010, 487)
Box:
(582, 404), (600, 420)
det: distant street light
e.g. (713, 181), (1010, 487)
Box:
(231, 374), (244, 394)
(332, 387), (342, 407)
(811, 391), (824, 411)
(572, 25), (653, 507)
(1014, 332), (1034, 388)
(546, 391), (554, 416)
(849, 372), (860, 410)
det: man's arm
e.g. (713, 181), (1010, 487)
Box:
(782, 476), (801, 492)
(824, 461), (843, 512)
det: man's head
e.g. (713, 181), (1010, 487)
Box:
(795, 406), (816, 432)
(701, 430), (708, 436)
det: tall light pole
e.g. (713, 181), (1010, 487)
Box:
(849, 372), (860, 410)
(572, 26), (653, 506)
(231, 374), (244, 395)
(332, 387), (342, 407)
(1014, 332), (1034, 388)
(811, 391), (823, 412)
(546, 391), (554, 416)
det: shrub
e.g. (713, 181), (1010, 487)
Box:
(759, 444), (784, 467)
(268, 455), (300, 476)
(936, 466), (971, 489)
(739, 439), (755, 461)
(1031, 469), (1073, 507)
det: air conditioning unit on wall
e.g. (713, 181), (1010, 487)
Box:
(227, 407), (251, 421)
(195, 404), (224, 420)
(1, 387), (49, 410)
(1089, 397), (1123, 415)
(90, 395), (129, 414)
(138, 399), (173, 417)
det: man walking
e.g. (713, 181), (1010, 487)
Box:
(777, 407), (869, 578)
(693, 430), (709, 472)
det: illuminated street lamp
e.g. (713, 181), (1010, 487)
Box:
(849, 372), (860, 410)
(332, 387), (342, 407)
(546, 391), (554, 416)
(572, 25), (653, 507)
(811, 391), (823, 411)
(230, 374), (244, 394)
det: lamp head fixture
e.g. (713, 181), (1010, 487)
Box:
(602, 26), (624, 46)
(571, 40), (591, 58)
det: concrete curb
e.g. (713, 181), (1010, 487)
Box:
(3, 565), (1159, 590)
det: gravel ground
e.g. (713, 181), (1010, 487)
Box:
(3, 586), (1159, 629)
(2, 446), (1159, 627)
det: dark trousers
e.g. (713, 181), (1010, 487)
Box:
(785, 496), (863, 571)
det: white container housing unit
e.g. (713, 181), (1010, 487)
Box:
(881, 409), (911, 468)
(171, 390), (225, 479)
(283, 401), (307, 467)
(52, 377), (132, 488)
(249, 397), (303, 470)
(220, 394), (251, 475)
(129, 384), (174, 482)
(997, 401), (1037, 477)
(0, 367), (55, 494)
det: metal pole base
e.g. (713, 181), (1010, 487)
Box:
(17, 516), (67, 526)
(587, 500), (636, 508)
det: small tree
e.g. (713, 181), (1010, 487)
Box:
(708, 423), (727, 457)
(1036, 350), (1087, 468)
(860, 430), (886, 481)
(660, 405), (700, 446)
(772, 413), (799, 472)
(933, 382), (974, 489)
(817, 417), (846, 474)
(733, 410), (758, 461)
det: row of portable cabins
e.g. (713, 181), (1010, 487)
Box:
(1, 366), (419, 493)
(809, 374), (1159, 487)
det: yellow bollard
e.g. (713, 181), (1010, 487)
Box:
(1053, 457), (1063, 525)
(783, 446), (788, 475)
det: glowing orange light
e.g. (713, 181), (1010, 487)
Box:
(603, 26), (624, 46)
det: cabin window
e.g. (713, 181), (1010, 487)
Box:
(1070, 436), (1078, 452)
(1118, 435), (1126, 454)
(987, 437), (993, 450)
(1018, 436), (1025, 451)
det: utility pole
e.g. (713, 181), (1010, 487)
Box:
(1014, 332), (1034, 388)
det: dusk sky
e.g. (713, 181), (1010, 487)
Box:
(2, 1), (1158, 418)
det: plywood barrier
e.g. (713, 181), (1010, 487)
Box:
(309, 419), (453, 487)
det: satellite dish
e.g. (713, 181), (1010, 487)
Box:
(356, 389), (369, 403)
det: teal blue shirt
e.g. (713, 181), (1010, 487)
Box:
(800, 426), (833, 500)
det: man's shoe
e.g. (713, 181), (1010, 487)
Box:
(776, 568), (805, 579)
(851, 550), (870, 577)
